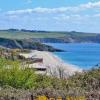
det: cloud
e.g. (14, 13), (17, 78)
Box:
(80, 1), (100, 9)
(53, 14), (94, 22)
(7, 9), (33, 15)
(6, 7), (73, 15)
(6, 1), (100, 15)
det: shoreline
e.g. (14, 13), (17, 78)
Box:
(20, 50), (82, 76)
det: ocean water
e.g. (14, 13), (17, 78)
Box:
(47, 43), (100, 69)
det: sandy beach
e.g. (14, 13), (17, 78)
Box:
(20, 50), (82, 76)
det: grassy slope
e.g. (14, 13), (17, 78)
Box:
(0, 30), (97, 39)
(0, 31), (67, 39)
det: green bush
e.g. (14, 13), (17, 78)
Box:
(0, 58), (37, 89)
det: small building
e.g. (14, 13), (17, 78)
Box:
(18, 53), (47, 74)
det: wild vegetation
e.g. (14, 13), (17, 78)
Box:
(0, 57), (100, 100)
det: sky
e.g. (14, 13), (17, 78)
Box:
(0, 0), (100, 33)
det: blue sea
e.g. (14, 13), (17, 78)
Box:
(47, 43), (100, 69)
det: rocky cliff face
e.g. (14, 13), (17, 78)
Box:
(60, 35), (100, 43)
(0, 38), (62, 52)
(32, 38), (64, 43)
(32, 34), (100, 43)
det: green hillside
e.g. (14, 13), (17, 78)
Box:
(0, 30), (67, 39)
(0, 29), (97, 39)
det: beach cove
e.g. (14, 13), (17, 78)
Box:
(19, 50), (82, 76)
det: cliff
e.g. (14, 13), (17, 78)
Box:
(0, 38), (62, 52)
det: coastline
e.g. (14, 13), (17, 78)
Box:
(20, 50), (82, 76)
